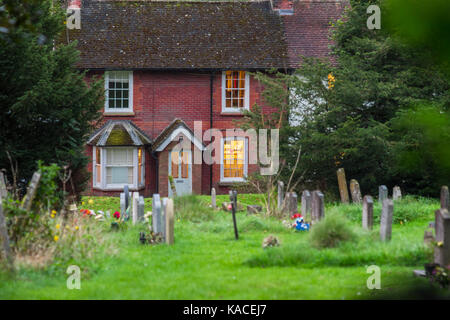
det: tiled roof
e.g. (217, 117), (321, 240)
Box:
(152, 118), (205, 152)
(67, 0), (290, 70)
(87, 120), (152, 146)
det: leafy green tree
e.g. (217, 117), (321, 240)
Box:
(0, 0), (104, 199)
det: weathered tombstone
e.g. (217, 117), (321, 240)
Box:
(138, 196), (145, 222)
(284, 192), (298, 215)
(380, 199), (394, 241)
(120, 193), (126, 217)
(301, 190), (312, 221)
(247, 205), (262, 215)
(311, 191), (325, 224)
(211, 187), (216, 209)
(0, 201), (13, 271)
(393, 186), (402, 201)
(277, 181), (284, 209)
(378, 185), (388, 204)
(424, 230), (435, 246)
(152, 194), (162, 234)
(362, 195), (374, 230)
(161, 197), (168, 240)
(441, 186), (449, 210)
(123, 185), (130, 210)
(434, 209), (450, 267)
(165, 198), (175, 245)
(0, 172), (7, 201)
(132, 192), (139, 225)
(336, 168), (349, 204)
(229, 190), (239, 240)
(21, 171), (41, 211)
(349, 179), (362, 204)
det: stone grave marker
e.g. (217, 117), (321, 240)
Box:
(378, 185), (388, 204)
(380, 199), (394, 241)
(120, 193), (126, 217)
(152, 194), (162, 234)
(393, 186), (402, 200)
(0, 201), (13, 271)
(349, 179), (362, 204)
(123, 185), (130, 210)
(247, 205), (262, 215)
(0, 172), (7, 201)
(161, 197), (168, 240)
(21, 171), (41, 211)
(311, 191), (325, 224)
(138, 196), (145, 222)
(277, 181), (284, 210)
(132, 192), (139, 225)
(301, 190), (312, 221)
(441, 186), (449, 210)
(362, 195), (374, 230)
(434, 208), (450, 267)
(165, 198), (175, 245)
(337, 168), (349, 204)
(284, 192), (298, 215)
(211, 187), (216, 209)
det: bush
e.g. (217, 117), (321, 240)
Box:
(309, 213), (357, 248)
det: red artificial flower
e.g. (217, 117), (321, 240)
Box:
(113, 211), (120, 219)
(227, 204), (232, 211)
(291, 213), (302, 220)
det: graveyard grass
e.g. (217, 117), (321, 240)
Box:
(0, 194), (447, 299)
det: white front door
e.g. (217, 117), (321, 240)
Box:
(168, 150), (192, 196)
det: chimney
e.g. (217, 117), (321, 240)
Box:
(272, 0), (294, 16)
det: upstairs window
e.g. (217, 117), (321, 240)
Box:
(222, 71), (249, 112)
(105, 71), (133, 113)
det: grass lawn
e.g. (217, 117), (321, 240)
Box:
(0, 194), (447, 299)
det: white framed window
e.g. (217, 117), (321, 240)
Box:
(105, 71), (133, 113)
(220, 137), (248, 183)
(221, 71), (250, 113)
(93, 146), (145, 190)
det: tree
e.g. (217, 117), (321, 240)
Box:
(0, 0), (104, 200)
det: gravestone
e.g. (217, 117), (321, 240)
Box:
(21, 171), (41, 211)
(138, 196), (145, 222)
(277, 181), (285, 210)
(0, 172), (7, 201)
(247, 205), (262, 215)
(284, 192), (298, 215)
(441, 186), (449, 210)
(161, 198), (168, 240)
(120, 193), (126, 217)
(229, 190), (239, 240)
(123, 185), (130, 211)
(311, 191), (325, 224)
(378, 185), (388, 204)
(211, 187), (216, 209)
(336, 168), (349, 204)
(301, 190), (312, 221)
(349, 179), (362, 204)
(380, 199), (394, 241)
(165, 198), (175, 245)
(362, 195), (374, 230)
(132, 192), (139, 225)
(393, 186), (402, 200)
(152, 194), (162, 234)
(434, 208), (450, 267)
(0, 201), (13, 271)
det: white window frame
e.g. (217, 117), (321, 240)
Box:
(104, 71), (133, 114)
(221, 71), (250, 113)
(93, 146), (145, 190)
(220, 137), (248, 183)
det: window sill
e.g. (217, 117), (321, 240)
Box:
(104, 111), (135, 116)
(220, 111), (246, 116)
(93, 185), (145, 192)
(218, 180), (246, 186)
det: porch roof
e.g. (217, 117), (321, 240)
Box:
(152, 118), (205, 152)
(87, 120), (152, 147)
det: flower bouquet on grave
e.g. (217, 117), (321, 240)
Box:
(139, 231), (163, 245)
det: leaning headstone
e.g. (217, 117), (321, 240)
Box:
(301, 190), (312, 221)
(0, 172), (7, 201)
(132, 192), (139, 225)
(152, 194), (162, 234)
(380, 199), (394, 241)
(311, 191), (325, 224)
(349, 179), (362, 204)
(161, 197), (168, 240)
(0, 202), (13, 271)
(441, 186), (449, 210)
(120, 193), (126, 217)
(336, 168), (349, 204)
(21, 171), (41, 211)
(277, 181), (285, 209)
(378, 185), (388, 204)
(123, 185), (130, 211)
(434, 209), (450, 267)
(165, 198), (175, 245)
(393, 186), (402, 201)
(211, 187), (216, 209)
(138, 196), (145, 222)
(247, 205), (262, 215)
(362, 195), (374, 230)
(284, 192), (298, 215)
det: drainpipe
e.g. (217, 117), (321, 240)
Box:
(151, 150), (159, 194)
(209, 72), (214, 194)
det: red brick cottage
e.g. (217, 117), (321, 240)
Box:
(67, 0), (347, 197)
